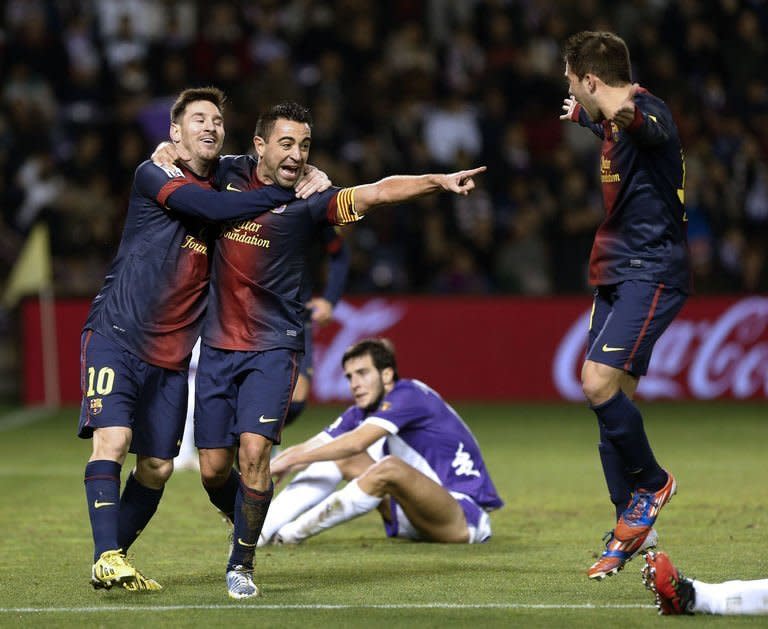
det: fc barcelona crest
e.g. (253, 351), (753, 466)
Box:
(89, 398), (103, 415)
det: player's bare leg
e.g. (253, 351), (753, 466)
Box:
(359, 456), (469, 543)
(275, 455), (469, 544)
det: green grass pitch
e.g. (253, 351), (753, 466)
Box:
(0, 401), (766, 627)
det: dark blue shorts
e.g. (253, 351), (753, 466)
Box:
(587, 280), (687, 376)
(77, 330), (188, 459)
(194, 344), (300, 447)
(297, 322), (314, 379)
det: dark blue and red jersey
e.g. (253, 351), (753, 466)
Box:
(573, 88), (690, 291)
(84, 160), (296, 370)
(162, 154), (361, 352)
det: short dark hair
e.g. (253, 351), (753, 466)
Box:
(342, 338), (399, 381)
(254, 102), (313, 140)
(563, 31), (631, 86)
(170, 87), (226, 123)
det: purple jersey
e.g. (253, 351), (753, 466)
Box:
(325, 379), (503, 511)
(574, 88), (690, 291)
(84, 161), (215, 370)
(202, 155), (361, 351)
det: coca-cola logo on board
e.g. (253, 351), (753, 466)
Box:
(554, 297), (768, 400)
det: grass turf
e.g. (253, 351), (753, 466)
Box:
(0, 401), (766, 627)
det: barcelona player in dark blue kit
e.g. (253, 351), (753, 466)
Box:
(158, 102), (485, 599)
(285, 226), (350, 427)
(78, 88), (297, 591)
(561, 31), (688, 580)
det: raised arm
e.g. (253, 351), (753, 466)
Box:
(352, 166), (486, 216)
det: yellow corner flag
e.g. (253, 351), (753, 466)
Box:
(2, 222), (53, 308)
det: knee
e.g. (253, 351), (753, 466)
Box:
(135, 457), (173, 487)
(91, 428), (131, 463)
(199, 451), (234, 488)
(581, 364), (619, 405)
(362, 455), (404, 493)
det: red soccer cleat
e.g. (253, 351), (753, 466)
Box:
(642, 551), (695, 615)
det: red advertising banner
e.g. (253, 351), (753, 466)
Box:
(21, 295), (768, 404)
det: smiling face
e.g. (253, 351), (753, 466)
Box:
(343, 354), (394, 412)
(253, 117), (311, 188)
(170, 99), (225, 173)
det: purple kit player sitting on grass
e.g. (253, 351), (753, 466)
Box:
(268, 338), (503, 545)
(560, 31), (689, 579)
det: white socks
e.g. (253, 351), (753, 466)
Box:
(258, 461), (343, 546)
(693, 578), (768, 615)
(275, 479), (381, 544)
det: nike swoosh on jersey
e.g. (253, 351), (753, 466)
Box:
(602, 344), (625, 352)
(94, 501), (116, 509)
(259, 415), (279, 423)
(226, 183), (242, 192)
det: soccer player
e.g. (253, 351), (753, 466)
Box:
(174, 232), (347, 471)
(268, 338), (503, 545)
(643, 551), (768, 616)
(156, 102), (485, 599)
(285, 226), (350, 428)
(78, 87), (313, 592)
(559, 31), (689, 579)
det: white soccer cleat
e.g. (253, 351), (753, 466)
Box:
(226, 566), (260, 599)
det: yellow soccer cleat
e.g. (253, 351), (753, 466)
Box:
(122, 569), (163, 592)
(91, 549), (136, 590)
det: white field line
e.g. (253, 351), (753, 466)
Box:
(1, 603), (655, 613)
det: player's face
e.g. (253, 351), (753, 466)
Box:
(343, 354), (386, 411)
(254, 118), (311, 188)
(565, 62), (602, 122)
(171, 100), (225, 165)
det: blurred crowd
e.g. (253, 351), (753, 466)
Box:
(1, 0), (767, 298)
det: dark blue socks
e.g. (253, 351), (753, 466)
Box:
(227, 481), (273, 571)
(592, 390), (666, 494)
(117, 472), (163, 552)
(205, 468), (241, 523)
(598, 439), (632, 520)
(84, 460), (121, 561)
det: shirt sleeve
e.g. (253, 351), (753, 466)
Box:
(308, 187), (362, 225)
(625, 95), (674, 147)
(133, 160), (189, 202)
(323, 407), (363, 439)
(163, 182), (297, 222)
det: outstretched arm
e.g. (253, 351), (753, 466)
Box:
(271, 423), (387, 482)
(352, 166), (486, 216)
